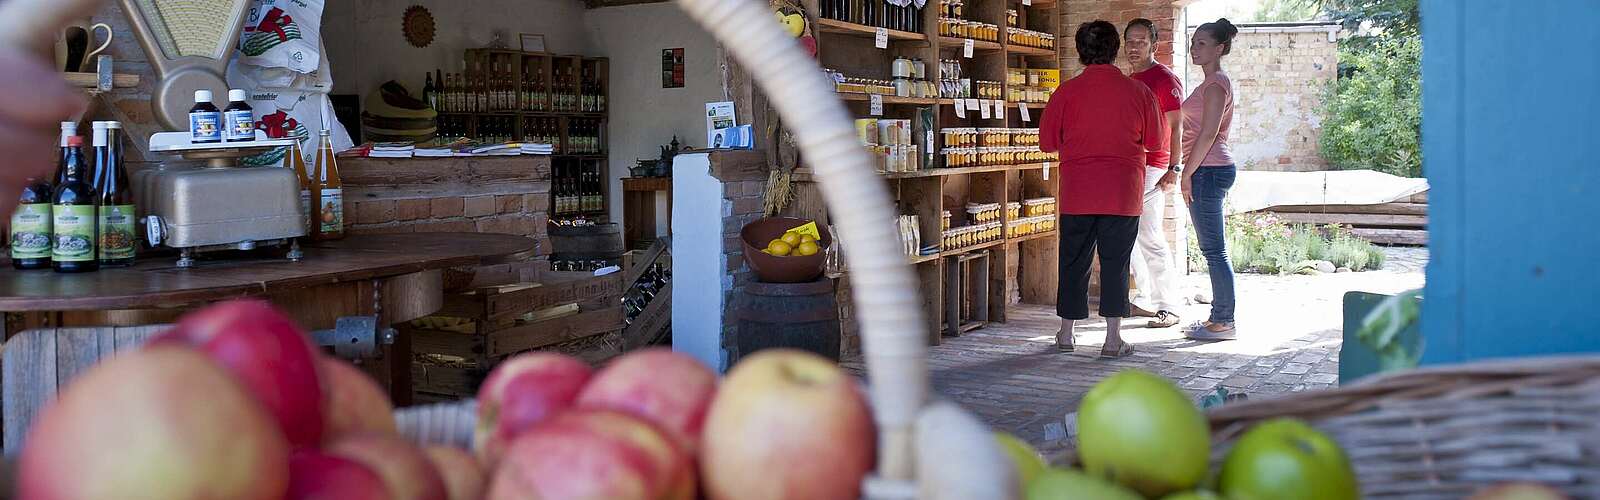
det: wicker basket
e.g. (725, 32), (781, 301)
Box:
(1057, 356), (1600, 499)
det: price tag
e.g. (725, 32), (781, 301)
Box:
(954, 98), (967, 118)
(1042, 162), (1050, 180)
(1023, 0), (1031, 6)
(927, 131), (935, 152)
(979, 100), (992, 119)
(963, 39), (974, 58)
(869, 94), (884, 116)
(875, 28), (889, 49)
(1019, 102), (1032, 122)
(994, 100), (1006, 118)
(965, 99), (980, 114)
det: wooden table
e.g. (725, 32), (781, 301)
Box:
(0, 232), (534, 404)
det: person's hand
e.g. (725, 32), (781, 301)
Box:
(1181, 175), (1194, 206)
(1157, 169), (1178, 192)
(0, 47), (85, 217)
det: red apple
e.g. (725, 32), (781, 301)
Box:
(425, 446), (486, 500)
(287, 449), (392, 500)
(319, 355), (397, 442)
(488, 410), (695, 500)
(18, 346), (290, 500)
(157, 299), (325, 446)
(474, 352), (593, 464)
(575, 348), (718, 450)
(700, 349), (875, 500)
(328, 433), (448, 500)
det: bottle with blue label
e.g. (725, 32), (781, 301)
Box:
(189, 90), (222, 144)
(223, 89), (255, 142)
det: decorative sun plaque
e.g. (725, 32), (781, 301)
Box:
(403, 5), (436, 48)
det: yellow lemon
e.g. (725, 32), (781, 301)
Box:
(795, 241), (820, 257)
(767, 239), (794, 256)
(799, 234), (818, 245)
(780, 232), (802, 246)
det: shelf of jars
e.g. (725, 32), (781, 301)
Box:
(810, 0), (1063, 340)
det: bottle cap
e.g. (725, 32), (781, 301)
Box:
(67, 136), (83, 146)
(107, 121), (122, 129)
(228, 89), (247, 102)
(195, 90), (214, 102)
(92, 121), (109, 130)
(60, 121), (76, 131)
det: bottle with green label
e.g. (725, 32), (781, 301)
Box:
(11, 177), (53, 269)
(97, 121), (135, 267)
(52, 135), (97, 273)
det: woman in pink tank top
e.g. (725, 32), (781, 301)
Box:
(1181, 18), (1241, 341)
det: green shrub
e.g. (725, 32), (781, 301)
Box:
(1319, 35), (1422, 177)
(1190, 214), (1386, 274)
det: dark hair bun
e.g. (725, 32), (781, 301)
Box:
(1213, 18), (1239, 42)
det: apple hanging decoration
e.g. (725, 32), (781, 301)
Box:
(772, 0), (817, 58)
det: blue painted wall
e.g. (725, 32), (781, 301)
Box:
(1420, 1), (1600, 364)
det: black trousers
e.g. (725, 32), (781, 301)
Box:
(1057, 214), (1139, 320)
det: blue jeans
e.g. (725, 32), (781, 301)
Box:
(1189, 165), (1236, 323)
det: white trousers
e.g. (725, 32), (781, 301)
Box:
(1131, 165), (1181, 312)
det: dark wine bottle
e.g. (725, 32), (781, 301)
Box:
(52, 136), (97, 273)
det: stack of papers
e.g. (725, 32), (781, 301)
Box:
(369, 142), (415, 158)
(520, 143), (555, 155)
(465, 143), (523, 156)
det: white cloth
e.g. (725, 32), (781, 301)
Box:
(1131, 166), (1181, 312)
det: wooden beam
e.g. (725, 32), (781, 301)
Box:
(1269, 212), (1428, 228)
(1267, 202), (1428, 216)
(1351, 228), (1429, 246)
(487, 307), (624, 357)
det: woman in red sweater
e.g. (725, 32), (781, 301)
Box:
(1038, 20), (1164, 358)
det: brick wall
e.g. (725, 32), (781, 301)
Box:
(341, 157), (553, 257)
(1184, 24), (1339, 172)
(1059, 0), (1179, 75)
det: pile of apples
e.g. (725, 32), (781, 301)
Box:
(16, 299), (877, 500)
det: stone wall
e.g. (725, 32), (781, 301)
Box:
(1185, 23), (1340, 172)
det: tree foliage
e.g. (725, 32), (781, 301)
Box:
(1318, 35), (1421, 177)
(1314, 0), (1422, 177)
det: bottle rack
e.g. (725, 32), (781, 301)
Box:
(436, 49), (611, 219)
(811, 0), (1062, 343)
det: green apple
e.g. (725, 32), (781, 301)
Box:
(1220, 418), (1359, 500)
(1026, 468), (1142, 500)
(1161, 491), (1223, 500)
(1076, 369), (1210, 497)
(995, 432), (1047, 488)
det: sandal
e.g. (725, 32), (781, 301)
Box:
(1147, 310), (1180, 328)
(1056, 330), (1075, 352)
(1099, 341), (1135, 359)
(1185, 322), (1237, 341)
(1129, 305), (1158, 318)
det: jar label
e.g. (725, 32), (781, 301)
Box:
(10, 203), (51, 259)
(98, 204), (137, 259)
(225, 110), (255, 141)
(319, 189), (343, 233)
(52, 205), (96, 262)
(190, 111), (223, 142)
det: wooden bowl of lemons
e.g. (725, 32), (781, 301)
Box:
(740, 216), (832, 283)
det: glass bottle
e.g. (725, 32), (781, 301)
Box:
(96, 121), (134, 267)
(52, 136), (96, 273)
(311, 130), (344, 240)
(11, 177), (52, 269)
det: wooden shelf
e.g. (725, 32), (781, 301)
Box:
(941, 238), (1005, 257)
(622, 177), (671, 192)
(940, 37), (1003, 52)
(883, 164), (1044, 179)
(909, 253), (940, 264)
(1023, 101), (1048, 109)
(837, 92), (939, 105)
(1008, 229), (1057, 243)
(64, 72), (139, 90)
(816, 18), (928, 42)
(1007, 45), (1056, 57)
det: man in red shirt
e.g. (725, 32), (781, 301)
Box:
(1039, 20), (1164, 358)
(1125, 18), (1185, 329)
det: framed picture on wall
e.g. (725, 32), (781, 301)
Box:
(662, 48), (684, 88)
(520, 33), (547, 52)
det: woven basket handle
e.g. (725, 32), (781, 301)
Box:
(0, 0), (103, 55)
(673, 0), (931, 485)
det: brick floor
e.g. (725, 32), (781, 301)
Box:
(843, 247), (1427, 461)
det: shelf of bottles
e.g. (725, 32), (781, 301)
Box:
(427, 49), (611, 220)
(819, 0), (926, 34)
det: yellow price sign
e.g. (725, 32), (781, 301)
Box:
(786, 221), (822, 240)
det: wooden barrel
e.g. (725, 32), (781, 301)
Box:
(729, 278), (841, 364)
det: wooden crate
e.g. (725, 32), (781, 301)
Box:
(407, 269), (626, 399)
